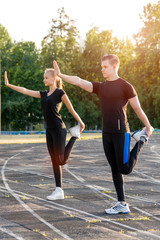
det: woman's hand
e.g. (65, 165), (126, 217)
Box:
(4, 71), (9, 86)
(4, 71), (40, 98)
(53, 60), (60, 76)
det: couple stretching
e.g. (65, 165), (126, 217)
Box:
(5, 54), (154, 215)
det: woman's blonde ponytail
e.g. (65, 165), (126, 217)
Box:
(56, 76), (62, 89)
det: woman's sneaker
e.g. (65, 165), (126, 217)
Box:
(132, 127), (154, 142)
(46, 187), (64, 201)
(69, 125), (81, 139)
(105, 201), (130, 215)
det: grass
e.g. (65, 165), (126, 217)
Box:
(1, 131), (158, 144)
(0, 133), (102, 144)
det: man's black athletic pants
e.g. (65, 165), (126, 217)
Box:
(102, 132), (144, 202)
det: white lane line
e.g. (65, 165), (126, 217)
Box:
(127, 195), (160, 204)
(2, 146), (160, 239)
(63, 169), (160, 238)
(1, 186), (160, 239)
(64, 166), (160, 205)
(1, 149), (73, 240)
(0, 187), (31, 199)
(4, 167), (54, 179)
(64, 165), (85, 182)
(0, 227), (25, 240)
(64, 165), (116, 201)
(0, 186), (107, 223)
(150, 145), (160, 158)
(4, 166), (160, 204)
(133, 207), (160, 221)
(0, 186), (99, 223)
(134, 170), (160, 184)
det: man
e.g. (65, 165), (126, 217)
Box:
(53, 55), (154, 214)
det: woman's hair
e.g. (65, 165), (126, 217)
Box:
(45, 68), (62, 89)
(101, 54), (120, 67)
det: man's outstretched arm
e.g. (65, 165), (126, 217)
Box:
(53, 60), (93, 93)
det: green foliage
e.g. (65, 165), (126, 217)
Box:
(1, 2), (160, 130)
(1, 41), (44, 130)
(131, 1), (160, 128)
(40, 7), (80, 72)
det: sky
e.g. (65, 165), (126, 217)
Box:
(0, 0), (158, 49)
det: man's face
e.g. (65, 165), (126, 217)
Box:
(101, 60), (115, 79)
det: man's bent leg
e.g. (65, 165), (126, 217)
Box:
(128, 140), (145, 173)
(113, 133), (145, 175)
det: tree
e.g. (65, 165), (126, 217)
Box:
(132, 1), (160, 128)
(2, 41), (44, 130)
(0, 24), (13, 82)
(40, 7), (80, 71)
(0, 24), (13, 130)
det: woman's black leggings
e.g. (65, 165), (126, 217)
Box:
(102, 132), (144, 202)
(46, 127), (77, 188)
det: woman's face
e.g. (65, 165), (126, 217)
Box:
(43, 72), (54, 86)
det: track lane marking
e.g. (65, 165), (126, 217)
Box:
(1, 185), (160, 239)
(0, 227), (25, 240)
(1, 149), (73, 240)
(1, 144), (160, 239)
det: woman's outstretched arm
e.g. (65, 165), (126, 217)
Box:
(4, 71), (40, 98)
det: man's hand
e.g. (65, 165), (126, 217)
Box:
(4, 71), (9, 86)
(53, 60), (60, 76)
(145, 126), (154, 138)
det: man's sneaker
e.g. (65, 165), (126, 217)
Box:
(132, 127), (147, 142)
(132, 127), (154, 142)
(46, 187), (64, 201)
(69, 125), (81, 139)
(105, 201), (130, 215)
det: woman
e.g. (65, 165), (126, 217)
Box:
(4, 69), (85, 200)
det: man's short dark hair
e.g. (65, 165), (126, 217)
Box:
(101, 54), (120, 66)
